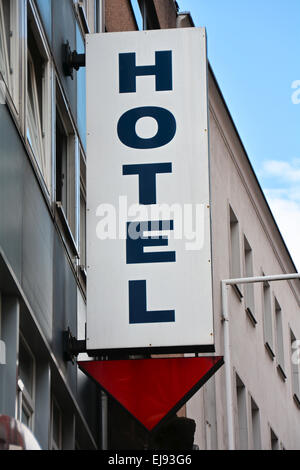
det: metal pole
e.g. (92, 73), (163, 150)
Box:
(141, 0), (147, 30)
(92, 0), (107, 443)
(221, 281), (235, 450)
(101, 390), (108, 450)
(221, 272), (299, 451)
(223, 273), (300, 286)
(97, 0), (105, 33)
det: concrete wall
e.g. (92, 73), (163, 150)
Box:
(185, 68), (300, 450)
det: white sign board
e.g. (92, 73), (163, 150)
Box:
(86, 28), (214, 353)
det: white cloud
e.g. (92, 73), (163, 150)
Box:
(265, 191), (300, 271)
(262, 159), (300, 183)
(260, 159), (300, 271)
(266, 187), (300, 203)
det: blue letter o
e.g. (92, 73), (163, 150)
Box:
(117, 106), (176, 149)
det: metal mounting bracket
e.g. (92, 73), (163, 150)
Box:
(63, 328), (86, 363)
(62, 41), (86, 80)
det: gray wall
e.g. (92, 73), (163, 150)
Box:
(0, 100), (96, 441)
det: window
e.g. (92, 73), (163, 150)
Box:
(56, 109), (68, 214)
(270, 427), (279, 450)
(0, 0), (12, 93)
(263, 280), (275, 358)
(275, 298), (285, 379)
(230, 207), (241, 278)
(79, 154), (86, 270)
(229, 206), (242, 299)
(0, 0), (19, 109)
(290, 329), (300, 406)
(76, 23), (86, 149)
(130, 0), (159, 30)
(26, 7), (51, 190)
(236, 374), (248, 450)
(243, 236), (256, 324)
(76, 0), (98, 33)
(35, 0), (52, 41)
(0, 292), (4, 365)
(51, 397), (62, 450)
(79, 0), (88, 14)
(250, 397), (261, 450)
(18, 336), (36, 431)
(55, 84), (79, 250)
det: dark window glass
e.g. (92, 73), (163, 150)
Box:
(19, 340), (34, 397)
(56, 110), (68, 213)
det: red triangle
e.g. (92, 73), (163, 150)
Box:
(78, 356), (223, 432)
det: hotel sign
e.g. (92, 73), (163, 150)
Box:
(86, 28), (214, 353)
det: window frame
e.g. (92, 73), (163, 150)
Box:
(262, 278), (275, 359)
(50, 396), (63, 450)
(243, 235), (256, 325)
(17, 334), (36, 432)
(74, 0), (99, 34)
(0, 292), (4, 366)
(20, 384), (34, 428)
(55, 79), (80, 257)
(27, 48), (45, 173)
(290, 328), (300, 406)
(0, 0), (12, 92)
(26, 0), (52, 194)
(274, 297), (286, 380)
(235, 373), (249, 450)
(79, 149), (86, 272)
(229, 205), (243, 300)
(0, 0), (20, 113)
(249, 395), (261, 450)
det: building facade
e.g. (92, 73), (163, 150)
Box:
(0, 0), (299, 450)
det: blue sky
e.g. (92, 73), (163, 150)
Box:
(131, 0), (300, 270)
(176, 0), (300, 270)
